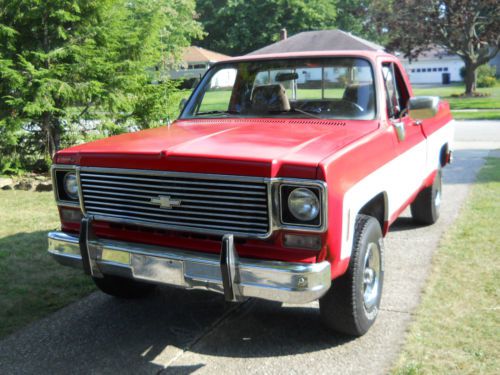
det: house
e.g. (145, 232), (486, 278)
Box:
(398, 46), (464, 85)
(400, 45), (500, 84)
(168, 46), (231, 87)
(489, 51), (500, 77)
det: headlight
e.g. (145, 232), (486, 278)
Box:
(287, 188), (320, 221)
(63, 172), (79, 200)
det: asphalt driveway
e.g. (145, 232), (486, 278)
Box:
(0, 121), (499, 375)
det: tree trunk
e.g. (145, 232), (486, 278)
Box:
(463, 62), (477, 95)
(42, 113), (61, 158)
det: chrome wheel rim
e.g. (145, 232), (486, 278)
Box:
(435, 190), (441, 208)
(434, 171), (442, 209)
(363, 242), (381, 310)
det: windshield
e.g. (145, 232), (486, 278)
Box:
(181, 58), (376, 120)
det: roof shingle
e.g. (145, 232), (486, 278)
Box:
(248, 30), (384, 55)
(182, 46), (231, 63)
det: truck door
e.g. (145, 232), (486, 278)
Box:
(382, 62), (427, 212)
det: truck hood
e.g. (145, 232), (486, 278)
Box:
(57, 118), (379, 178)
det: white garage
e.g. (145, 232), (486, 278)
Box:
(399, 46), (464, 85)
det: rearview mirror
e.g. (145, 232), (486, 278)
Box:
(179, 98), (188, 112)
(408, 96), (439, 120)
(275, 72), (299, 82)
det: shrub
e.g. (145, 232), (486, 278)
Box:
(477, 65), (497, 88)
(477, 76), (497, 88)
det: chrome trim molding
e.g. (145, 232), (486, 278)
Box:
(51, 164), (80, 208)
(79, 166), (268, 183)
(276, 181), (328, 232)
(48, 231), (331, 304)
(51, 165), (328, 238)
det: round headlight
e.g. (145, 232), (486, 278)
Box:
(63, 172), (79, 200)
(287, 188), (320, 221)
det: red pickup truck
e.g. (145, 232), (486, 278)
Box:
(48, 50), (454, 336)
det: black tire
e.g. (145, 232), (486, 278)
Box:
(411, 169), (442, 225)
(93, 274), (156, 299)
(319, 214), (384, 336)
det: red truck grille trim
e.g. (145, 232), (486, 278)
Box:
(77, 167), (272, 238)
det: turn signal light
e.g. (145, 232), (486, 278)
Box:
(283, 234), (321, 250)
(60, 207), (83, 223)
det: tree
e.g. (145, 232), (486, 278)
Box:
(196, 0), (337, 55)
(0, 0), (202, 167)
(378, 0), (499, 95)
(334, 0), (390, 46)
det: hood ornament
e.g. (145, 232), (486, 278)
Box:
(150, 195), (182, 209)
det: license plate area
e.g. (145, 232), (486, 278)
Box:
(131, 254), (184, 285)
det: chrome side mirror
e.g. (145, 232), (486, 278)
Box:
(408, 96), (439, 120)
(179, 98), (188, 112)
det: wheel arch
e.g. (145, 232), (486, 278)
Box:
(357, 192), (388, 235)
(439, 143), (450, 167)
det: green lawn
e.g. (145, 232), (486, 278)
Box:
(0, 190), (94, 338)
(452, 110), (500, 120)
(393, 157), (500, 374)
(413, 83), (500, 110)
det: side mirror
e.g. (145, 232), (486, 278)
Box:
(408, 96), (439, 120)
(179, 98), (188, 112)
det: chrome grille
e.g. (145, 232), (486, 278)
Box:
(78, 168), (270, 236)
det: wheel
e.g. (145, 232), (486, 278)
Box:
(411, 169), (442, 225)
(93, 274), (156, 299)
(319, 214), (384, 336)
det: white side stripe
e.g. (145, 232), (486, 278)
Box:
(340, 120), (454, 259)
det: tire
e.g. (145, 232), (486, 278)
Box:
(319, 214), (384, 336)
(411, 169), (442, 225)
(93, 274), (156, 299)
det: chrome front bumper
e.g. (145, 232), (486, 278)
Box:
(48, 231), (331, 304)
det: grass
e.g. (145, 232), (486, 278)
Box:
(451, 110), (500, 120)
(413, 83), (500, 113)
(0, 190), (94, 338)
(393, 157), (500, 374)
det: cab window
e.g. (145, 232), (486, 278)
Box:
(382, 62), (409, 118)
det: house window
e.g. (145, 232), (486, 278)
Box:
(416, 68), (421, 72)
(411, 69), (415, 73)
(438, 68), (443, 72)
(433, 68), (437, 72)
(188, 64), (207, 70)
(444, 67), (448, 71)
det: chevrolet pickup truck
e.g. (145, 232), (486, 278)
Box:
(48, 50), (454, 336)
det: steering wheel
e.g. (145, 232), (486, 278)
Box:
(295, 101), (328, 114)
(338, 100), (364, 113)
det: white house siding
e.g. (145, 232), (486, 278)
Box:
(210, 68), (237, 88)
(169, 59), (214, 80)
(401, 57), (464, 85)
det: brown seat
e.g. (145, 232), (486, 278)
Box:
(251, 84), (291, 113)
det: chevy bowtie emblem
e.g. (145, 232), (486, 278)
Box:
(150, 195), (182, 209)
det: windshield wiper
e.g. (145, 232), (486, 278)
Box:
(195, 110), (240, 116)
